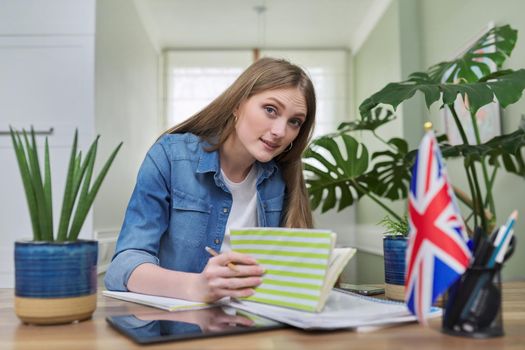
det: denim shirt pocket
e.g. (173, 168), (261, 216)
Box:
(171, 188), (212, 247)
(262, 194), (284, 227)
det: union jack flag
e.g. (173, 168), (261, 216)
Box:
(405, 130), (472, 323)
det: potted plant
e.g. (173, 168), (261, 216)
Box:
(10, 127), (122, 324)
(377, 216), (408, 300)
(303, 24), (525, 298)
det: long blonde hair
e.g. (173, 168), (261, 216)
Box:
(164, 57), (316, 228)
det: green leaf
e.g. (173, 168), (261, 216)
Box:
(80, 141), (98, 203)
(428, 25), (517, 83)
(67, 141), (122, 241)
(360, 69), (525, 120)
(57, 130), (79, 241)
(44, 137), (53, 239)
(72, 151), (82, 196)
(23, 129), (52, 241)
(58, 134), (100, 241)
(440, 127), (525, 176)
(337, 106), (395, 133)
(359, 25), (523, 122)
(360, 80), (421, 119)
(303, 134), (369, 213)
(368, 138), (412, 200)
(378, 215), (409, 236)
(67, 138), (98, 240)
(9, 127), (41, 240)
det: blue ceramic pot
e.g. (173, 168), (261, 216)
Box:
(15, 240), (98, 298)
(14, 240), (99, 324)
(383, 236), (408, 285)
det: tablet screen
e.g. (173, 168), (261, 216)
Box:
(106, 306), (286, 344)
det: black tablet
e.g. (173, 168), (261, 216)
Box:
(106, 306), (286, 344)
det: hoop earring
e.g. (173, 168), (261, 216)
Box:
(285, 141), (293, 152)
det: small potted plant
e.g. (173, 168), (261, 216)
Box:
(10, 127), (122, 325)
(379, 216), (408, 300)
(303, 24), (525, 299)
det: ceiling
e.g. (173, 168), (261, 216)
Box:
(134, 0), (392, 53)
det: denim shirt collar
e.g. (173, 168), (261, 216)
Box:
(195, 138), (278, 182)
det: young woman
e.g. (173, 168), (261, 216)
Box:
(105, 57), (316, 303)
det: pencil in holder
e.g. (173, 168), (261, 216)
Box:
(442, 265), (503, 338)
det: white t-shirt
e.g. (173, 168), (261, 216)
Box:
(220, 166), (258, 252)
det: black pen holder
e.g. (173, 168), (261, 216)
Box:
(442, 265), (503, 338)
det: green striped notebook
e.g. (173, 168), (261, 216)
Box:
(230, 227), (356, 312)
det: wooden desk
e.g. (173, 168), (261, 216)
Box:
(1, 282), (525, 349)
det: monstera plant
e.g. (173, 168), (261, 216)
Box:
(304, 24), (525, 235)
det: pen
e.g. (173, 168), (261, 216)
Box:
(488, 210), (518, 267)
(205, 246), (239, 272)
(457, 210), (518, 324)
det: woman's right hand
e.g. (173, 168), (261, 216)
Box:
(194, 251), (265, 303)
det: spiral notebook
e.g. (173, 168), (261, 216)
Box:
(229, 227), (356, 312)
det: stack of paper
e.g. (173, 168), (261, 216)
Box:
(227, 289), (442, 330)
(102, 289), (441, 330)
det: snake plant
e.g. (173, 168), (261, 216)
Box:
(9, 127), (122, 241)
(304, 24), (525, 235)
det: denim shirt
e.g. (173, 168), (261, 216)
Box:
(104, 133), (285, 291)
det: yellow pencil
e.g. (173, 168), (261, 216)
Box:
(205, 246), (238, 272)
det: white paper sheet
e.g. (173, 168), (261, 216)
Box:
(227, 289), (442, 330)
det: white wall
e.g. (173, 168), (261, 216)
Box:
(353, 0), (404, 231)
(0, 0), (96, 287)
(94, 0), (161, 269)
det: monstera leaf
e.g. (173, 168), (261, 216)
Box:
(368, 138), (412, 200)
(360, 69), (525, 121)
(337, 106), (395, 133)
(359, 25), (523, 121)
(304, 134), (369, 212)
(487, 127), (525, 175)
(429, 25), (517, 83)
(440, 126), (525, 176)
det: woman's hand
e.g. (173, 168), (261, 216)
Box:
(194, 251), (265, 303)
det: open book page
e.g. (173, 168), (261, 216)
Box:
(230, 227), (335, 312)
(319, 247), (357, 308)
(228, 289), (441, 330)
(102, 291), (213, 311)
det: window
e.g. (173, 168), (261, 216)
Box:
(260, 50), (348, 138)
(164, 50), (252, 128)
(164, 50), (348, 137)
